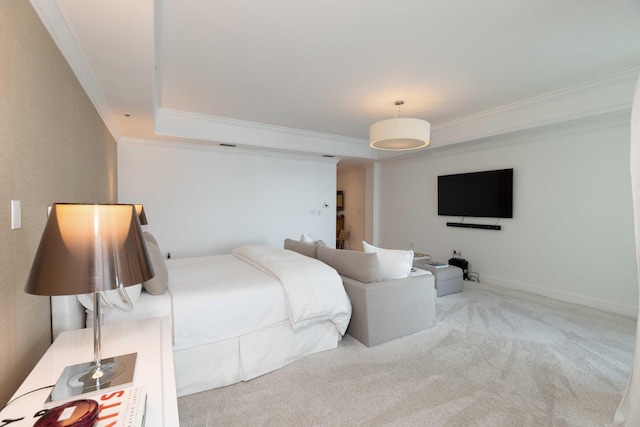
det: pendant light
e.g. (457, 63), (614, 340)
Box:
(369, 101), (430, 151)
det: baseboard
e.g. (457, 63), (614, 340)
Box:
(476, 275), (638, 318)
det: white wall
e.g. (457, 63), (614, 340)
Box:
(118, 141), (337, 258)
(378, 118), (639, 316)
(117, 118), (638, 316)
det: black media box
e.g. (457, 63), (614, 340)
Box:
(448, 258), (469, 280)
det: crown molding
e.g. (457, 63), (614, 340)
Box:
(382, 108), (631, 165)
(430, 68), (638, 148)
(117, 136), (341, 164)
(154, 108), (375, 159)
(29, 0), (121, 141)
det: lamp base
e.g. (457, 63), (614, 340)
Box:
(46, 352), (137, 403)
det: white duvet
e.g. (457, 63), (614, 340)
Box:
(231, 245), (352, 335)
(169, 254), (289, 351)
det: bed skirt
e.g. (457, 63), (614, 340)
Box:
(174, 319), (340, 396)
(52, 295), (341, 397)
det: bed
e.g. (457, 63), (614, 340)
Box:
(51, 240), (352, 397)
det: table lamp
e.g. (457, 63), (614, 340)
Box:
(24, 203), (154, 401)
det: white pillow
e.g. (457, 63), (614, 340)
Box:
(362, 241), (414, 280)
(143, 241), (169, 295)
(300, 233), (316, 243)
(77, 284), (142, 312)
(143, 231), (159, 247)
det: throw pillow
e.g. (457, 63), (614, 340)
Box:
(300, 233), (316, 243)
(143, 241), (169, 295)
(143, 231), (159, 247)
(362, 241), (414, 280)
(77, 284), (142, 312)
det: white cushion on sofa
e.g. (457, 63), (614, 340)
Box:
(362, 241), (414, 280)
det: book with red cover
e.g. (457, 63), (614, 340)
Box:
(24, 386), (146, 427)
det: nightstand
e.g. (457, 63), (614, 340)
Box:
(413, 260), (463, 297)
(0, 317), (178, 426)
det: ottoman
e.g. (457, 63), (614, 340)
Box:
(413, 261), (463, 297)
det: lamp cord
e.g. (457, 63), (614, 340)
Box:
(0, 384), (54, 412)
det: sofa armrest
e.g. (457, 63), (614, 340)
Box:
(341, 273), (436, 347)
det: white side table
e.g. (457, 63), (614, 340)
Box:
(0, 317), (178, 426)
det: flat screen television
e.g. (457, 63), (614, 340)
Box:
(438, 168), (513, 218)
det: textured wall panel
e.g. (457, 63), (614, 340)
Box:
(0, 0), (117, 405)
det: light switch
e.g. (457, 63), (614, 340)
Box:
(11, 200), (21, 229)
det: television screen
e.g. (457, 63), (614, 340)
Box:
(438, 168), (513, 218)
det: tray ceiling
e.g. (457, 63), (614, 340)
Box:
(30, 0), (640, 159)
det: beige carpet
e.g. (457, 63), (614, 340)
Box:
(178, 283), (636, 426)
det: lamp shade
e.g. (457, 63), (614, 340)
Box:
(135, 204), (148, 225)
(25, 203), (154, 296)
(369, 118), (430, 150)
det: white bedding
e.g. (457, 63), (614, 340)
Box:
(231, 245), (352, 335)
(54, 245), (352, 396)
(168, 254), (288, 351)
(85, 248), (351, 351)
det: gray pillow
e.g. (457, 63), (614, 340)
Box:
(317, 246), (382, 283)
(143, 241), (168, 295)
(284, 239), (318, 258)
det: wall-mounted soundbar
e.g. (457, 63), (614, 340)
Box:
(447, 222), (501, 230)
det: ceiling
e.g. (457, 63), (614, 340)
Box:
(31, 0), (640, 161)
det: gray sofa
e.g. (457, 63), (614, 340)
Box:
(284, 239), (437, 347)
